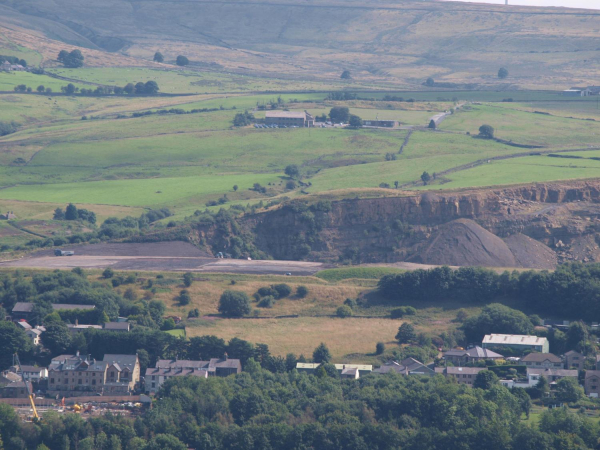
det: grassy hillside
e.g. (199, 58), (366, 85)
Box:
(2, 0), (600, 89)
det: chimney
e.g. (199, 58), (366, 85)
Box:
(76, 350), (80, 357)
(224, 352), (228, 361)
(75, 318), (78, 326)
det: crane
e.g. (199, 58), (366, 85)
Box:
(13, 353), (39, 420)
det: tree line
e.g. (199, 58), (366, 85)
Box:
(0, 364), (596, 449)
(378, 263), (600, 322)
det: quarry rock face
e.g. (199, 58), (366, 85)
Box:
(207, 181), (600, 269)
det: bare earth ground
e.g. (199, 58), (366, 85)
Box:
(0, 242), (325, 275)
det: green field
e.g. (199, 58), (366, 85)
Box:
(315, 267), (405, 282)
(0, 71), (87, 92)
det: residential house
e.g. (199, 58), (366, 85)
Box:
(67, 324), (103, 333)
(435, 367), (487, 386)
(482, 334), (549, 354)
(16, 321), (32, 331)
(340, 367), (359, 379)
(144, 367), (208, 393)
(519, 353), (562, 369)
(564, 350), (585, 370)
(296, 363), (320, 374)
(585, 370), (600, 397)
(334, 364), (373, 377)
(595, 355), (600, 370)
(373, 358), (435, 376)
(10, 365), (48, 381)
(0, 62), (11, 71)
(443, 346), (504, 365)
(501, 371), (543, 389)
(0, 371), (21, 387)
(155, 357), (241, 378)
(527, 368), (578, 384)
(103, 322), (130, 332)
(0, 211), (17, 220)
(26, 327), (44, 346)
(563, 88), (591, 97)
(1, 381), (33, 398)
(47, 352), (140, 397)
(265, 111), (314, 127)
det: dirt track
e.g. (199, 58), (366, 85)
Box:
(0, 243), (325, 275)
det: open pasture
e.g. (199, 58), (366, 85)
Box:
(0, 71), (86, 92)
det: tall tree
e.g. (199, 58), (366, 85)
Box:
(0, 322), (31, 370)
(65, 203), (78, 220)
(176, 56), (189, 66)
(312, 342), (331, 363)
(498, 67), (509, 79)
(153, 52), (164, 63)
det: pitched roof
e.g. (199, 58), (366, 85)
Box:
(443, 367), (487, 375)
(585, 370), (600, 380)
(564, 350), (583, 357)
(12, 302), (34, 313)
(156, 358), (241, 373)
(528, 368), (577, 377)
(145, 367), (208, 378)
(333, 364), (372, 372)
(483, 334), (547, 346)
(17, 321), (32, 330)
(103, 322), (130, 331)
(265, 111), (306, 119)
(521, 353), (561, 363)
(103, 355), (138, 371)
(52, 304), (95, 311)
(444, 346), (503, 359)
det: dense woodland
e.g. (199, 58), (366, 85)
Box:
(378, 263), (600, 321)
(1, 366), (598, 450)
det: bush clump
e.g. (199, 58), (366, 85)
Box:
(391, 306), (417, 319)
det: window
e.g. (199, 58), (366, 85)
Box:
(50, 378), (54, 384)
(152, 382), (155, 388)
(92, 380), (96, 385)
(78, 379), (82, 384)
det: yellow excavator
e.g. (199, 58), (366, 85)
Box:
(14, 353), (39, 421)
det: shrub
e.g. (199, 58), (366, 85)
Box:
(258, 286), (279, 298)
(336, 305), (352, 318)
(179, 290), (191, 306)
(187, 308), (200, 318)
(391, 306), (416, 319)
(258, 296), (275, 308)
(218, 290), (251, 317)
(296, 286), (308, 298)
(102, 268), (114, 279)
(343, 298), (357, 309)
(272, 284), (292, 298)
(183, 272), (193, 287)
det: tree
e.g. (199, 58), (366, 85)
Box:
(329, 106), (350, 123)
(348, 115), (363, 128)
(62, 50), (84, 68)
(376, 342), (385, 355)
(183, 272), (193, 287)
(176, 56), (189, 66)
(498, 67), (509, 79)
(395, 323), (416, 344)
(340, 70), (351, 79)
(123, 83), (135, 94)
(284, 164), (299, 178)
(313, 342), (331, 363)
(336, 305), (352, 318)
(64, 83), (76, 95)
(153, 52), (164, 63)
(53, 208), (65, 220)
(555, 377), (584, 403)
(134, 82), (146, 95)
(218, 290), (251, 317)
(145, 434), (187, 450)
(57, 50), (69, 62)
(233, 185), (238, 191)
(479, 124), (495, 139)
(102, 268), (114, 279)
(473, 370), (499, 389)
(41, 322), (72, 356)
(421, 171), (431, 185)
(272, 284), (292, 298)
(0, 322), (31, 370)
(179, 290), (191, 306)
(296, 285), (308, 298)
(144, 80), (159, 94)
(462, 303), (534, 343)
(425, 77), (435, 87)
(36, 85), (45, 93)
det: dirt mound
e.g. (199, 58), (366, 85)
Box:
(503, 234), (557, 269)
(34, 242), (211, 258)
(416, 219), (517, 268)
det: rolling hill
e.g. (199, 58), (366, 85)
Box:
(1, 0), (600, 88)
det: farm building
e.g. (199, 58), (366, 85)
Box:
(482, 334), (549, 354)
(563, 88), (591, 97)
(363, 120), (398, 128)
(0, 211), (16, 220)
(265, 111), (314, 127)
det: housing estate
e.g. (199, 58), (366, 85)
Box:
(47, 352), (140, 396)
(443, 346), (503, 365)
(519, 353), (562, 369)
(482, 334), (549, 354)
(264, 111), (314, 127)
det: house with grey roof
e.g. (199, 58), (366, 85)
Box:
(443, 346), (504, 365)
(527, 367), (578, 384)
(374, 358), (435, 376)
(155, 357), (241, 377)
(145, 367), (208, 393)
(435, 367), (487, 386)
(564, 350), (585, 370)
(103, 322), (130, 332)
(482, 334), (549, 354)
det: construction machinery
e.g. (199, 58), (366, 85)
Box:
(13, 353), (39, 420)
